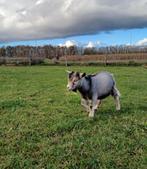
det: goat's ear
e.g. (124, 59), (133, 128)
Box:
(66, 70), (74, 78)
(66, 70), (74, 75)
(80, 72), (86, 78)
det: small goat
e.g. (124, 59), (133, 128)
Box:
(67, 71), (121, 117)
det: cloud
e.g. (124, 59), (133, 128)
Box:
(59, 40), (76, 47)
(136, 38), (147, 46)
(36, 0), (45, 5)
(85, 41), (104, 48)
(59, 40), (103, 48)
(85, 41), (95, 48)
(0, 0), (147, 42)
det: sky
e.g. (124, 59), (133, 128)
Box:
(0, 0), (147, 47)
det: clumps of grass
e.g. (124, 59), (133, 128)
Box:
(0, 66), (147, 169)
(0, 98), (26, 112)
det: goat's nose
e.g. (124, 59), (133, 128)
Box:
(67, 84), (72, 91)
(67, 84), (70, 89)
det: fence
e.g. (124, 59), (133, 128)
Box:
(0, 57), (44, 65)
(60, 53), (147, 65)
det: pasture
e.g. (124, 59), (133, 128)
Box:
(0, 66), (147, 169)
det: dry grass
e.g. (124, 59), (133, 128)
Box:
(60, 53), (147, 62)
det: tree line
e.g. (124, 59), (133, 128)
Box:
(0, 45), (147, 59)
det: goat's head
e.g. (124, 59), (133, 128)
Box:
(66, 70), (86, 92)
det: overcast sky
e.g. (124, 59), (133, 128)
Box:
(0, 0), (147, 45)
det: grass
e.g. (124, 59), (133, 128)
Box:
(0, 66), (147, 169)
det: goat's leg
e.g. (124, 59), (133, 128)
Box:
(112, 86), (121, 111)
(89, 96), (98, 118)
(97, 99), (101, 108)
(81, 98), (90, 112)
(114, 95), (120, 111)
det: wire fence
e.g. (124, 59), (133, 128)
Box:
(0, 57), (44, 65)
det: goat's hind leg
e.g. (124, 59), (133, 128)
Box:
(112, 86), (121, 111)
(97, 99), (101, 108)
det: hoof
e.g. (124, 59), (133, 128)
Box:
(88, 113), (94, 118)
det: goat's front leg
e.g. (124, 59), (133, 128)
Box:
(89, 96), (98, 118)
(81, 98), (91, 112)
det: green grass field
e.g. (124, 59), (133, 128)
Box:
(0, 66), (147, 169)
